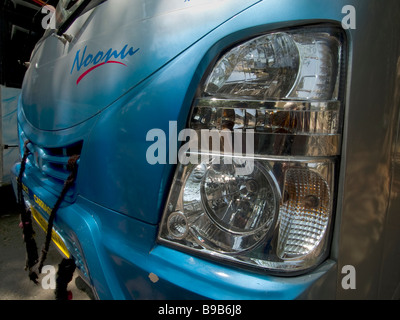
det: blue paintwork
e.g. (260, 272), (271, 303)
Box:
(12, 0), (359, 299)
(21, 0), (260, 131)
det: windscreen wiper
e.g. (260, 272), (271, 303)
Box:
(56, 0), (92, 36)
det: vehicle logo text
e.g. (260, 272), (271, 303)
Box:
(71, 44), (140, 85)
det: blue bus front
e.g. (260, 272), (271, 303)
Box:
(14, 0), (399, 300)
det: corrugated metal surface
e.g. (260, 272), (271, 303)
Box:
(1, 85), (20, 185)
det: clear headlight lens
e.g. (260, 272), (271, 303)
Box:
(183, 158), (279, 253)
(204, 32), (300, 100)
(203, 31), (341, 101)
(159, 156), (335, 272)
(158, 26), (345, 274)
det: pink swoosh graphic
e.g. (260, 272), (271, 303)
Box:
(76, 61), (127, 85)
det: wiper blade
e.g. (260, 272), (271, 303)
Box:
(56, 0), (92, 36)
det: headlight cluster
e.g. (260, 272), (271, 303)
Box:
(158, 25), (345, 274)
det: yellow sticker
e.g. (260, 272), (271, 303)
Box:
(31, 206), (71, 259)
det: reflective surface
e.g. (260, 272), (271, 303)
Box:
(203, 30), (342, 101)
(22, 0), (260, 131)
(201, 161), (276, 234)
(177, 158), (279, 253)
(278, 168), (331, 259)
(159, 156), (335, 273)
(191, 99), (342, 156)
(204, 32), (300, 100)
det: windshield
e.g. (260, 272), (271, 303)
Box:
(55, 0), (86, 29)
(40, 0), (106, 37)
(38, 0), (106, 50)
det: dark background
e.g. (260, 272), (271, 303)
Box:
(0, 0), (59, 88)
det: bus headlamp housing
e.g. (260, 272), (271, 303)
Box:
(158, 26), (345, 274)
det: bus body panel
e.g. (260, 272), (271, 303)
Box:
(13, 0), (400, 299)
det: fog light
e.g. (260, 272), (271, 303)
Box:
(167, 212), (188, 240)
